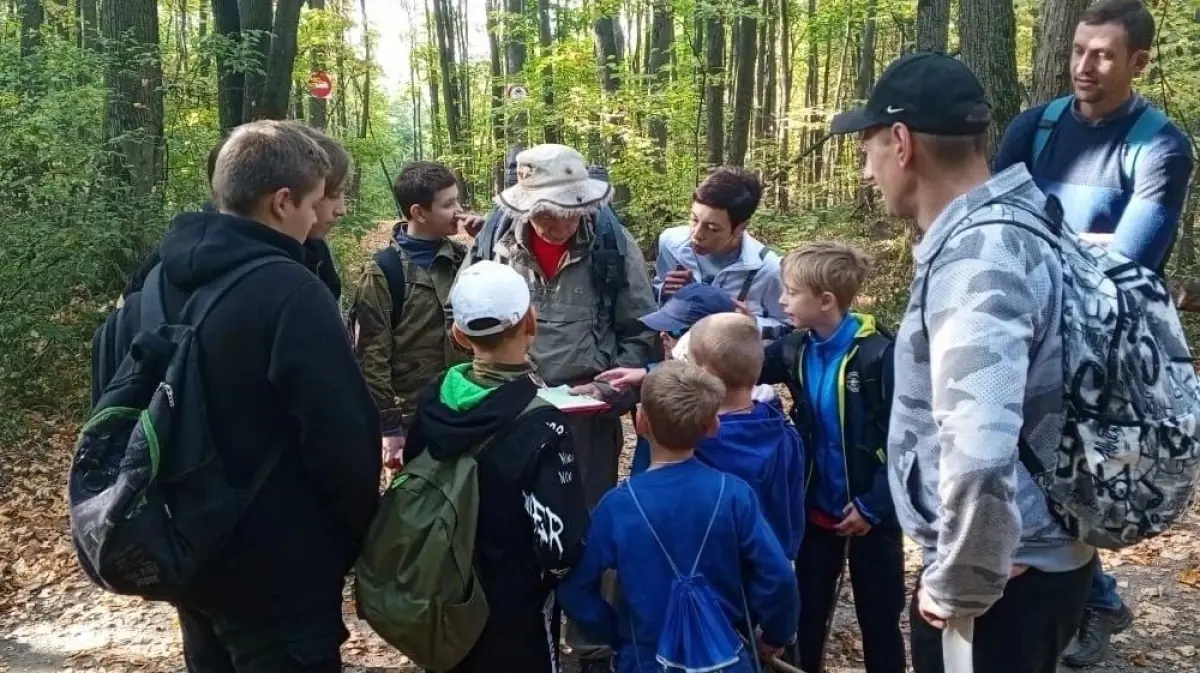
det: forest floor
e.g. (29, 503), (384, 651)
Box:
(4, 224), (1200, 672)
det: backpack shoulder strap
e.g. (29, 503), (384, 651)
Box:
(1032, 96), (1072, 166)
(182, 257), (291, 328)
(140, 264), (169, 329)
(735, 246), (771, 303)
(1121, 105), (1169, 184)
(918, 202), (1062, 342)
(474, 209), (509, 263)
(780, 330), (805, 384)
(374, 246), (407, 329)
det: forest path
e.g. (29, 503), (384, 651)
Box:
(4, 223), (1199, 673)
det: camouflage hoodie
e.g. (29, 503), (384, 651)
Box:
(888, 164), (1094, 619)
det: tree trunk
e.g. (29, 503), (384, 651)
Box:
(239, 0), (272, 122)
(594, 16), (622, 93)
(856, 0), (877, 99)
(1030, 0), (1088, 105)
(487, 0), (505, 192)
(915, 0), (950, 52)
(704, 14), (725, 167)
(307, 0), (328, 129)
(803, 0), (819, 201)
(727, 0), (757, 167)
(433, 0), (464, 149)
(257, 0), (304, 120)
(504, 0), (527, 147)
(425, 0), (443, 155)
(102, 0), (164, 197)
(959, 0), (1020, 156)
(196, 0), (210, 75)
(646, 0), (673, 173)
(537, 0), (559, 143)
(212, 0), (243, 131)
(79, 0), (97, 50)
(359, 0), (371, 140)
(776, 0), (791, 210)
(20, 0), (43, 57)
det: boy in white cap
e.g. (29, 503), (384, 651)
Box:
(463, 142), (657, 672)
(402, 260), (590, 673)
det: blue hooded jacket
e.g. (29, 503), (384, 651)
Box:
(695, 402), (806, 557)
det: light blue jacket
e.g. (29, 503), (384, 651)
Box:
(652, 225), (790, 333)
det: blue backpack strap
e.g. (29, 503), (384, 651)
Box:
(183, 257), (293, 328)
(627, 474), (726, 580)
(1121, 105), (1168, 185)
(1032, 96), (1072, 167)
(373, 246), (407, 329)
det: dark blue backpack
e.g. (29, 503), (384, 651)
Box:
(69, 258), (285, 601)
(628, 474), (760, 672)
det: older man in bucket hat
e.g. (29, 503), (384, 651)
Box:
(461, 143), (657, 672)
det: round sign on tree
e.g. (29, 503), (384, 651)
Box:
(309, 72), (333, 100)
(507, 84), (528, 101)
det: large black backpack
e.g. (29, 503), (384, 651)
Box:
(69, 258), (285, 601)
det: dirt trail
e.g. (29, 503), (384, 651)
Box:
(4, 224), (1198, 672)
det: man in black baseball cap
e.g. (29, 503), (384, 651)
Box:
(839, 52), (1097, 673)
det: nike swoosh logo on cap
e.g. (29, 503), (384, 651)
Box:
(886, 105), (904, 114)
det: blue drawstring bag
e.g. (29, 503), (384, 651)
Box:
(628, 475), (759, 672)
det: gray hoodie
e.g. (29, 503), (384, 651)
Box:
(888, 164), (1094, 619)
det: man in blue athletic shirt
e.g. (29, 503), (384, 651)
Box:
(993, 0), (1193, 277)
(994, 1), (1193, 667)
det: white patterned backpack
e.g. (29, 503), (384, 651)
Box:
(924, 196), (1200, 549)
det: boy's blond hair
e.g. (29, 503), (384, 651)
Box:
(687, 313), (763, 390)
(781, 242), (872, 311)
(641, 361), (725, 450)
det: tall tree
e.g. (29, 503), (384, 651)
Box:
(308, 0), (328, 129)
(239, 0), (273, 118)
(20, 0), (43, 57)
(646, 0), (673, 172)
(727, 0), (757, 166)
(915, 0), (950, 52)
(959, 0), (1020, 155)
(487, 0), (505, 191)
(594, 16), (622, 93)
(212, 0), (244, 131)
(704, 12), (725, 167)
(856, 0), (877, 99)
(537, 0), (559, 143)
(258, 0), (305, 120)
(79, 0), (97, 50)
(1031, 0), (1088, 105)
(102, 0), (164, 196)
(504, 0), (527, 145)
(433, 0), (466, 149)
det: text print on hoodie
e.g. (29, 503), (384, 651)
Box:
(403, 362), (589, 673)
(887, 164), (1093, 620)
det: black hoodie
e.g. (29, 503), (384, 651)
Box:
(404, 365), (589, 673)
(92, 211), (381, 618)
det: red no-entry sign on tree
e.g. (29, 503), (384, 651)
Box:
(309, 72), (333, 99)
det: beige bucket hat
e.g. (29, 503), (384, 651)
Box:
(495, 144), (613, 218)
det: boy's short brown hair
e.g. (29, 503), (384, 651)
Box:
(687, 313), (763, 390)
(640, 360), (725, 451)
(287, 121), (353, 196)
(781, 242), (872, 311)
(211, 120), (331, 216)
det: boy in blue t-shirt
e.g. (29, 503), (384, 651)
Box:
(760, 242), (904, 673)
(559, 361), (798, 673)
(687, 312), (806, 558)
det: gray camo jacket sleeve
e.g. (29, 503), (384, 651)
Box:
(921, 230), (1036, 617)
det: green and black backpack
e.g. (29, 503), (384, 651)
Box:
(69, 258), (285, 601)
(354, 394), (550, 671)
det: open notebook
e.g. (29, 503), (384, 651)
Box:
(536, 385), (610, 415)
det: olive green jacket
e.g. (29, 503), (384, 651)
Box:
(350, 235), (470, 434)
(459, 216), (657, 387)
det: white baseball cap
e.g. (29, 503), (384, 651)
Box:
(450, 261), (532, 337)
